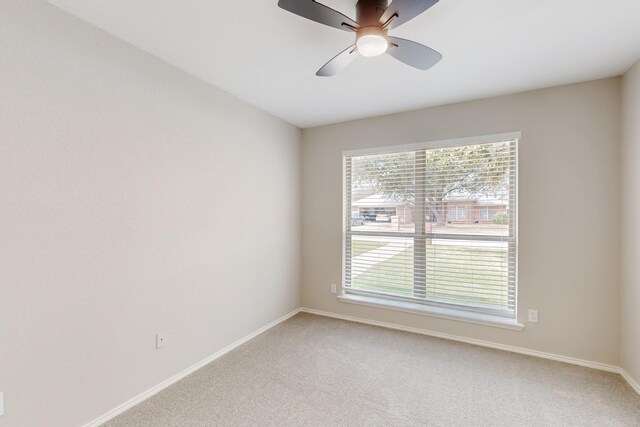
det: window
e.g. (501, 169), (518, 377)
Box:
(342, 136), (518, 319)
(479, 207), (487, 221)
(478, 206), (498, 222)
(449, 205), (466, 222)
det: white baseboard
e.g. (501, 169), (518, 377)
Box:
(299, 308), (622, 374)
(300, 308), (640, 396)
(84, 308), (301, 427)
(84, 304), (639, 426)
(620, 369), (640, 395)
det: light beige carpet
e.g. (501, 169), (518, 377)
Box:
(104, 313), (640, 426)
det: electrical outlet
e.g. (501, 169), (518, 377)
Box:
(1, 392), (4, 416)
(156, 333), (167, 349)
(330, 283), (337, 294)
(528, 309), (539, 323)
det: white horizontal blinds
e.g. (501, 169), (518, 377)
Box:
(348, 235), (415, 297)
(345, 150), (418, 300)
(344, 156), (353, 289)
(422, 140), (516, 315)
(348, 151), (417, 234)
(344, 139), (517, 317)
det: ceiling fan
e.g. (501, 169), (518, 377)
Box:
(278, 0), (442, 76)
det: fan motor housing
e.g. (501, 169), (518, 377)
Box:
(356, 0), (388, 27)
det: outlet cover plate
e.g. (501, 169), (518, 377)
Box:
(156, 333), (167, 349)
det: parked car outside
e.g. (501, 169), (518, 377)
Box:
(375, 214), (391, 222)
(351, 213), (365, 226)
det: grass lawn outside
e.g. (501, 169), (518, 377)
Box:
(350, 241), (511, 310)
(350, 240), (388, 258)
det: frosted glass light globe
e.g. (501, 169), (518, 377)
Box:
(356, 34), (388, 57)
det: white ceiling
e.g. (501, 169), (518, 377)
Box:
(49, 0), (640, 128)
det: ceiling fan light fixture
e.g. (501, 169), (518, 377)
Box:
(277, 0), (443, 75)
(356, 34), (388, 57)
(356, 27), (388, 57)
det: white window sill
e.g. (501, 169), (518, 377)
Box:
(337, 293), (524, 331)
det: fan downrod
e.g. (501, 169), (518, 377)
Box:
(356, 0), (388, 27)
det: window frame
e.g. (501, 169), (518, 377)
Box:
(341, 132), (520, 325)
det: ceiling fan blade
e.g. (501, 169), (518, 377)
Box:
(316, 45), (359, 77)
(278, 0), (358, 32)
(380, 0), (438, 30)
(387, 36), (442, 70)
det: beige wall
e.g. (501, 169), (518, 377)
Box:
(1, 1), (634, 424)
(302, 78), (621, 365)
(0, 1), (301, 426)
(621, 60), (640, 385)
